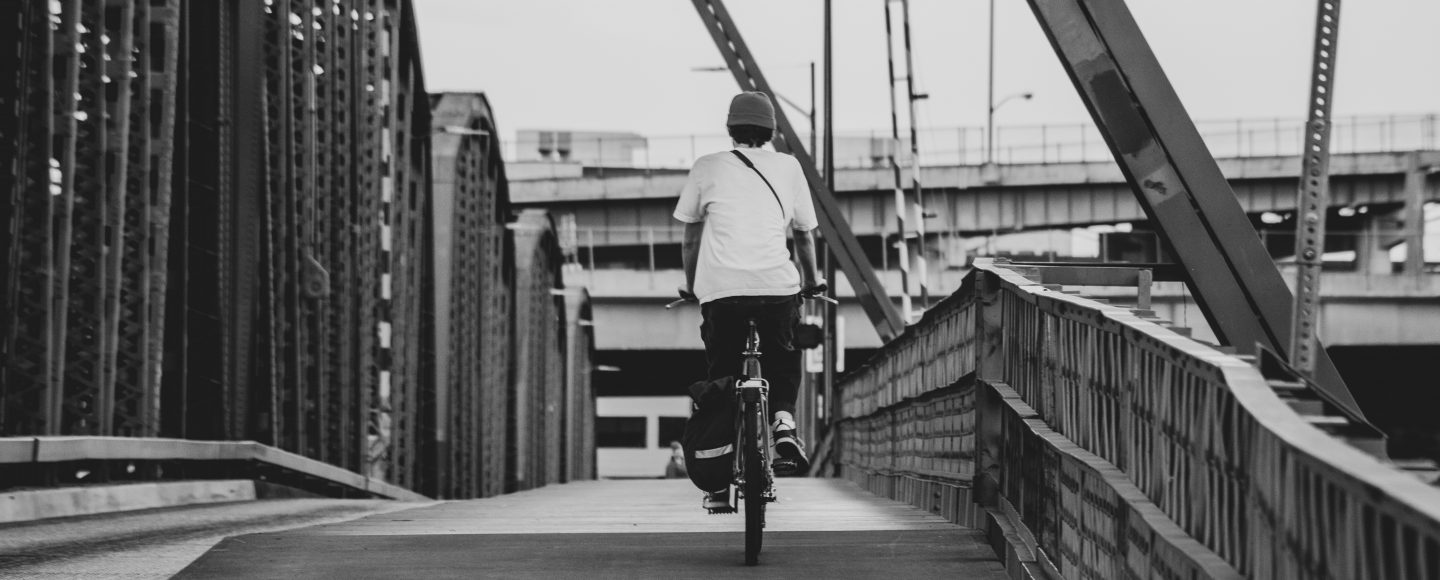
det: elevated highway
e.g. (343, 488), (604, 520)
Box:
(511, 150), (1439, 241)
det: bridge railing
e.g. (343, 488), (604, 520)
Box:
(503, 113), (1439, 170)
(836, 258), (1440, 579)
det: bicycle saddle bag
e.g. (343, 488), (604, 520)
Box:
(681, 376), (738, 493)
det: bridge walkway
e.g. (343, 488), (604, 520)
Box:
(175, 479), (1006, 579)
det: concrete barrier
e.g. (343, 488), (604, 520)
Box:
(0, 480), (256, 524)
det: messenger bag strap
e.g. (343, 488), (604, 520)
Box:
(730, 150), (785, 216)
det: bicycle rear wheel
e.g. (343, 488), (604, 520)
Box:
(743, 400), (765, 566)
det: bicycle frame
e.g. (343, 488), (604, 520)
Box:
(736, 319), (774, 566)
(732, 381), (774, 504)
(710, 320), (776, 515)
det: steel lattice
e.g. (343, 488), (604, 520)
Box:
(1, 0), (593, 499)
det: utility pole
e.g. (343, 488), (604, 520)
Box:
(900, 0), (929, 309)
(986, 0), (996, 165)
(822, 0), (839, 433)
(883, 1), (913, 322)
(810, 61), (818, 165)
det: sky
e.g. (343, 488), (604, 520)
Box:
(412, 0), (1438, 143)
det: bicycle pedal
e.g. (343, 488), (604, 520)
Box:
(706, 506), (737, 515)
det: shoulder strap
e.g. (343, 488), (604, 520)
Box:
(730, 150), (785, 216)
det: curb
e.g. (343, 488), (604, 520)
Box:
(0, 480), (256, 524)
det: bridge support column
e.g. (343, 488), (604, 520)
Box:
(1402, 153), (1427, 276)
(1354, 210), (1399, 275)
(1361, 154), (1433, 276)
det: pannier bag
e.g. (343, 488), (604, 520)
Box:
(681, 376), (737, 492)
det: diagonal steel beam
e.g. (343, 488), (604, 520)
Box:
(691, 0), (904, 342)
(1024, 0), (1365, 421)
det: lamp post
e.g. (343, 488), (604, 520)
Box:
(986, 0), (996, 165)
(986, 91), (1033, 164)
(692, 63), (817, 159)
(417, 126), (491, 140)
(984, 0), (1033, 165)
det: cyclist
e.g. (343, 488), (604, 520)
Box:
(673, 91), (824, 509)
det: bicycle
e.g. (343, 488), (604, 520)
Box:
(667, 285), (835, 566)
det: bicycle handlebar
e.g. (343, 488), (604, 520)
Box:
(664, 288), (837, 309)
(808, 294), (840, 305)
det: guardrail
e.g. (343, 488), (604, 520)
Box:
(0, 437), (428, 501)
(557, 226), (1435, 285)
(835, 258), (1440, 579)
(503, 113), (1439, 170)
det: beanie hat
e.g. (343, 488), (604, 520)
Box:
(726, 91), (776, 130)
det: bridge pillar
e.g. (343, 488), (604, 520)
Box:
(1402, 153), (1428, 276)
(1362, 153), (1435, 276)
(1355, 210), (1400, 275)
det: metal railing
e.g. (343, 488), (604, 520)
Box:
(0, 437), (428, 501)
(561, 226), (1434, 282)
(835, 259), (1440, 579)
(504, 113), (1439, 170)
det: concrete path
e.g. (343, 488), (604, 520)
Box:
(177, 479), (1006, 579)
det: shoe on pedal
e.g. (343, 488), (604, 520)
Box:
(703, 488), (735, 514)
(771, 411), (810, 477)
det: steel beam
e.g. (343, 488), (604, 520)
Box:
(231, 0), (265, 444)
(1288, 0), (1342, 375)
(691, 0), (904, 342)
(1, 1), (57, 436)
(1024, 0), (1365, 422)
(115, 0), (155, 438)
(52, 0), (92, 436)
(101, 0), (137, 437)
(358, 0), (384, 480)
(0, 1), (20, 418)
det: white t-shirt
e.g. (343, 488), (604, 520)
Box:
(673, 147), (819, 304)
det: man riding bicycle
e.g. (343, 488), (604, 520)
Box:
(674, 91), (824, 509)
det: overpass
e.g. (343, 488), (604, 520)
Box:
(3, 0), (1440, 578)
(512, 147), (1438, 282)
(510, 149), (1439, 239)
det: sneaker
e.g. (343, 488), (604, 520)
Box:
(771, 412), (810, 476)
(703, 488), (735, 514)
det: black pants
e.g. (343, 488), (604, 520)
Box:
(700, 294), (801, 417)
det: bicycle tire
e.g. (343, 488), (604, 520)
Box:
(743, 401), (765, 566)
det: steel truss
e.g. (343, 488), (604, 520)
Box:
(2, 1), (590, 498)
(1, 0), (179, 439)
(1024, 0), (1365, 421)
(689, 0), (1365, 421)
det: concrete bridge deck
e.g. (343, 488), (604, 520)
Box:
(175, 479), (1005, 579)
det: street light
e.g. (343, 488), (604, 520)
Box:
(986, 91), (1032, 165)
(415, 125), (492, 140)
(691, 63), (818, 159)
(984, 0), (1032, 166)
